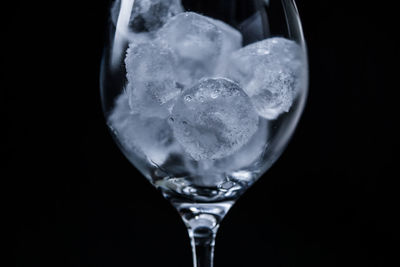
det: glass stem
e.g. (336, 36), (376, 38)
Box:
(188, 225), (219, 267)
(167, 199), (233, 267)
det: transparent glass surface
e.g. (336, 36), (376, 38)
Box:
(100, 1), (308, 266)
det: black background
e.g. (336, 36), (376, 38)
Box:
(7, 1), (399, 266)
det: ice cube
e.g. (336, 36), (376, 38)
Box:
(111, 0), (184, 33)
(228, 37), (305, 119)
(157, 12), (224, 86)
(108, 93), (178, 166)
(181, 117), (269, 186)
(169, 78), (259, 160)
(214, 118), (269, 172)
(247, 68), (298, 119)
(125, 41), (182, 118)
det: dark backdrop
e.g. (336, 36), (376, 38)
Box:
(7, 1), (399, 266)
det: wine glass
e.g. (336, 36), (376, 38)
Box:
(100, 0), (308, 266)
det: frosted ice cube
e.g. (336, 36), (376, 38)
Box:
(111, 0), (183, 32)
(229, 37), (305, 119)
(125, 41), (182, 118)
(157, 12), (224, 86)
(230, 38), (303, 75)
(169, 78), (259, 161)
(108, 93), (178, 166)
